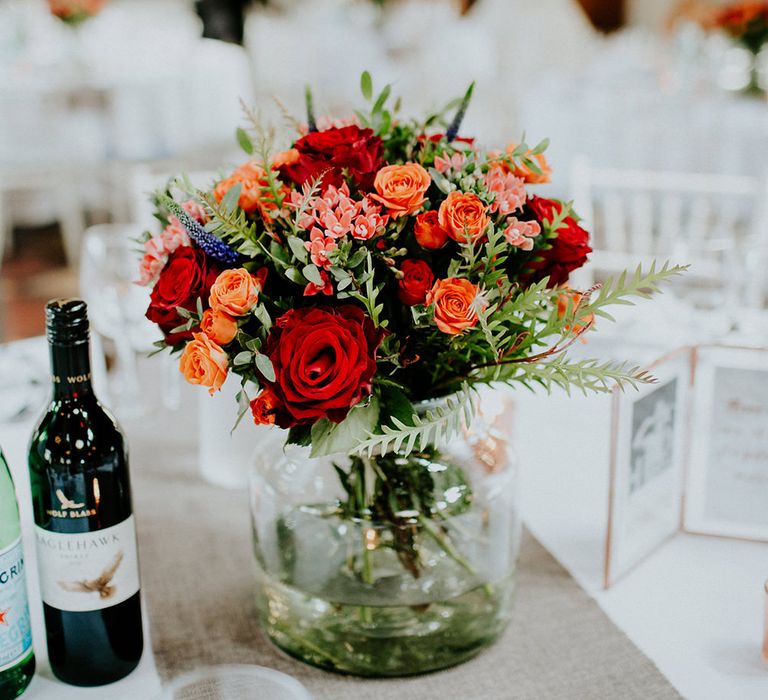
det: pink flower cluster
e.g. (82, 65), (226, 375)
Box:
(289, 182), (384, 264)
(485, 166), (527, 216)
(137, 201), (207, 286)
(434, 151), (467, 174)
(293, 183), (388, 241)
(289, 182), (388, 296)
(503, 217), (541, 251)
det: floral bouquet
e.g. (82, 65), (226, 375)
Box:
(712, 1), (768, 54)
(138, 74), (682, 676)
(48, 0), (106, 25)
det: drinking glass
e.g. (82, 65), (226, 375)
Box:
(79, 223), (158, 416)
(163, 665), (312, 700)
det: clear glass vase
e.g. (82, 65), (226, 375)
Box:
(249, 394), (521, 677)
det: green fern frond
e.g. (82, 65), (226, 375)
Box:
(582, 262), (688, 321)
(353, 384), (476, 457)
(500, 358), (656, 396)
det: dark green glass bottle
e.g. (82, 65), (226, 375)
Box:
(28, 299), (143, 687)
(0, 449), (35, 698)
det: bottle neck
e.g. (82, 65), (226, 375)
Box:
(49, 341), (94, 400)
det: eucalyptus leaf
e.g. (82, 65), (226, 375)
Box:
(348, 248), (368, 269)
(287, 425), (312, 447)
(310, 396), (381, 458)
(428, 168), (454, 195)
(302, 264), (323, 286)
(377, 110), (391, 136)
(378, 385), (415, 427)
(271, 239), (290, 263)
(285, 267), (305, 285)
(354, 110), (371, 128)
(329, 265), (350, 281)
(253, 304), (272, 330)
(511, 142), (528, 157)
(287, 236), (309, 263)
(254, 353), (276, 382)
(372, 84), (391, 114)
(221, 182), (242, 214)
(360, 71), (373, 100)
(233, 351), (253, 366)
(236, 127), (254, 155)
(531, 137), (550, 155)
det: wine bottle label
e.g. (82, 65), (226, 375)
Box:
(35, 516), (140, 613)
(0, 537), (33, 673)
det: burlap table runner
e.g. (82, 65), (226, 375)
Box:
(129, 423), (680, 700)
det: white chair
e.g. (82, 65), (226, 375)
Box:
(570, 157), (768, 309)
(0, 165), (87, 269)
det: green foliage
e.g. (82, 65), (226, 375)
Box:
(360, 70), (373, 101)
(580, 262), (689, 322)
(310, 396), (380, 458)
(354, 384), (476, 457)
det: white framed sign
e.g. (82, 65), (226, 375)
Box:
(604, 348), (691, 588)
(684, 345), (768, 542)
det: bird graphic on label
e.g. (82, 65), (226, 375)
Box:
(56, 489), (85, 510)
(0, 608), (8, 625)
(58, 551), (124, 599)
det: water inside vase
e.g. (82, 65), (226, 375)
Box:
(253, 502), (517, 676)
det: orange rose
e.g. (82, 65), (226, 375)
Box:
(414, 210), (449, 249)
(437, 192), (489, 243)
(371, 163), (431, 218)
(179, 333), (228, 395)
(209, 268), (261, 316)
(506, 145), (552, 184)
(556, 289), (594, 334)
(271, 149), (300, 169)
(214, 161), (265, 215)
(214, 161), (289, 217)
(426, 277), (484, 335)
(250, 387), (281, 425)
(200, 308), (238, 345)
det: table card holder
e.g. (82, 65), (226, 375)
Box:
(604, 348), (691, 588)
(684, 345), (768, 541)
(605, 344), (768, 588)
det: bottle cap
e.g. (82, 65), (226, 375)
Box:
(45, 298), (90, 346)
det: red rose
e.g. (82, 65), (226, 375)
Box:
(419, 133), (475, 145)
(279, 126), (384, 192)
(146, 246), (222, 344)
(261, 305), (385, 427)
(524, 196), (592, 287)
(398, 260), (434, 306)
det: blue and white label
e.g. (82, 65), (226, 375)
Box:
(0, 537), (33, 672)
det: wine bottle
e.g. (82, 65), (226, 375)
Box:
(0, 449), (35, 699)
(28, 299), (143, 687)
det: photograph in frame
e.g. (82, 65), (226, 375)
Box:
(604, 348), (691, 588)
